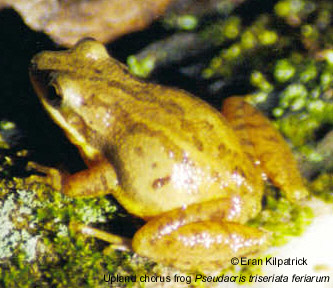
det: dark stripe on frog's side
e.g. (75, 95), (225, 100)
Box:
(88, 79), (214, 155)
(261, 134), (280, 143)
(232, 122), (272, 131)
(239, 139), (255, 147)
(106, 80), (185, 116)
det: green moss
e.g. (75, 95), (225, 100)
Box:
(164, 14), (199, 31)
(249, 188), (314, 246)
(0, 121), (16, 149)
(127, 56), (156, 78)
(274, 59), (296, 83)
(203, 15), (281, 78)
(0, 179), (156, 287)
(250, 71), (274, 93)
(223, 16), (241, 40)
(310, 174), (333, 203)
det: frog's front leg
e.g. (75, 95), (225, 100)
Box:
(60, 160), (120, 197)
(133, 197), (269, 271)
(26, 160), (119, 197)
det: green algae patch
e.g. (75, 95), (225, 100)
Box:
(128, 55), (156, 78)
(249, 189), (314, 246)
(310, 174), (333, 203)
(0, 179), (156, 288)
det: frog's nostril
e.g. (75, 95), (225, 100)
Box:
(30, 62), (38, 72)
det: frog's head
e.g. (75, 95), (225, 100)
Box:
(29, 39), (116, 161)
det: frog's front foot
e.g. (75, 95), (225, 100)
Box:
(25, 161), (63, 191)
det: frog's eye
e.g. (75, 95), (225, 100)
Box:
(45, 83), (63, 108)
(30, 65), (63, 108)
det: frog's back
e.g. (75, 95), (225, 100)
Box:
(102, 79), (262, 219)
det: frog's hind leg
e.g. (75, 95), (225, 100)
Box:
(132, 197), (269, 271)
(222, 97), (308, 203)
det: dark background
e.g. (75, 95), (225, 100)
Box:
(0, 0), (277, 171)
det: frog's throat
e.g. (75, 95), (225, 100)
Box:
(40, 97), (100, 161)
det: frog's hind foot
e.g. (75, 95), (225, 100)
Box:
(70, 221), (132, 251)
(132, 220), (268, 272)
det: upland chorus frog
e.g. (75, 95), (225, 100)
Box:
(29, 39), (308, 271)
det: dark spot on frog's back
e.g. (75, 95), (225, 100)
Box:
(233, 166), (246, 178)
(218, 143), (226, 153)
(151, 162), (158, 169)
(211, 171), (221, 182)
(134, 146), (143, 156)
(162, 101), (184, 115)
(192, 136), (204, 151)
(152, 176), (171, 190)
(94, 68), (102, 74)
(164, 239), (173, 247)
(217, 143), (237, 160)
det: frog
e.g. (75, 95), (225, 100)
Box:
(29, 38), (308, 272)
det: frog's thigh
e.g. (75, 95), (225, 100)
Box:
(62, 160), (119, 197)
(222, 97), (308, 202)
(132, 200), (268, 271)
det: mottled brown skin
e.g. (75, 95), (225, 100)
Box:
(29, 39), (308, 272)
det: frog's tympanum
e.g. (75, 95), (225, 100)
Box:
(29, 39), (308, 271)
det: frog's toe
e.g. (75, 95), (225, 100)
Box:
(25, 161), (63, 190)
